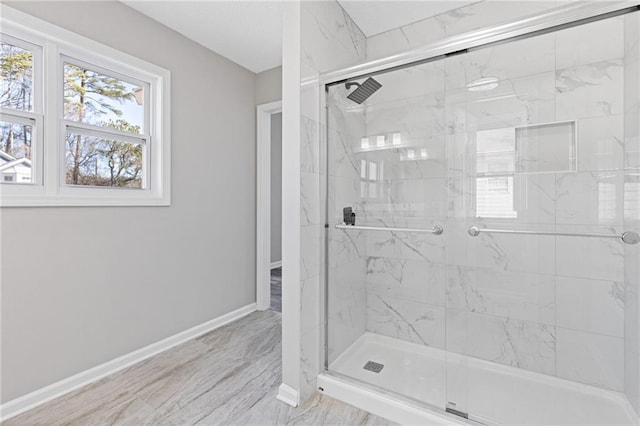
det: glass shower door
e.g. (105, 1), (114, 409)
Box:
(325, 10), (637, 425)
(444, 12), (634, 425)
(325, 55), (462, 415)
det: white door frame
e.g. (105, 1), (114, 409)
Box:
(256, 100), (282, 311)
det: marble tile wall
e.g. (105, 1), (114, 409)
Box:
(324, 9), (636, 396)
(299, 0), (367, 403)
(366, 1), (565, 62)
(308, 0), (639, 413)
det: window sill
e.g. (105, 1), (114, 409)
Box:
(0, 193), (171, 207)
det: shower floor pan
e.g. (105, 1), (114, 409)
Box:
(328, 333), (637, 426)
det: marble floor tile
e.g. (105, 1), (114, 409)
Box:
(271, 267), (282, 313)
(5, 310), (396, 426)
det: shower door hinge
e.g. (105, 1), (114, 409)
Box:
(446, 402), (469, 419)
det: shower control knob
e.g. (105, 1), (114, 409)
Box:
(622, 231), (640, 245)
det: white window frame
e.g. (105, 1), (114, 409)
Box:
(0, 32), (44, 195)
(0, 5), (171, 207)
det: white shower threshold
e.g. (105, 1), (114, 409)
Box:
(320, 332), (638, 426)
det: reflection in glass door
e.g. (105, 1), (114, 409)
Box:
(326, 55), (452, 414)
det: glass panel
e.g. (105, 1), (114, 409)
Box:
(0, 41), (34, 111)
(65, 132), (143, 188)
(452, 12), (631, 426)
(63, 62), (144, 134)
(326, 58), (451, 413)
(0, 120), (33, 184)
(325, 11), (637, 426)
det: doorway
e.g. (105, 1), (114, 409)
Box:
(256, 101), (282, 312)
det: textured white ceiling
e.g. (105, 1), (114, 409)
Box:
(337, 1), (478, 37)
(122, 1), (477, 74)
(123, 1), (283, 74)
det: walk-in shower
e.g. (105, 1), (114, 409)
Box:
(321, 4), (640, 425)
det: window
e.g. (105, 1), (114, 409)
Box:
(0, 6), (170, 206)
(360, 159), (382, 199)
(0, 35), (41, 187)
(62, 59), (147, 189)
(475, 128), (518, 219)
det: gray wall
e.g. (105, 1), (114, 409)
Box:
(270, 113), (282, 264)
(256, 66), (282, 105)
(1, 1), (257, 403)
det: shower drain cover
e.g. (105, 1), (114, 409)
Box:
(363, 360), (384, 373)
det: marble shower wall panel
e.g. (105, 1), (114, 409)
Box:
(556, 276), (624, 338)
(447, 266), (555, 326)
(327, 259), (367, 364)
(360, 178), (447, 222)
(465, 233), (555, 275)
(555, 171), (625, 226)
(555, 15), (624, 70)
(301, 1), (366, 75)
(556, 236), (624, 282)
(300, 0), (367, 403)
(576, 115), (624, 172)
(555, 60), (624, 121)
(365, 230), (446, 265)
(556, 328), (625, 392)
(366, 1), (561, 61)
(328, 227), (365, 269)
(366, 295), (446, 349)
(301, 172), (322, 227)
(366, 257), (446, 307)
(465, 312), (556, 376)
(301, 116), (321, 174)
(444, 32), (555, 91)
(457, 71), (557, 134)
(301, 225), (323, 283)
(365, 61), (446, 141)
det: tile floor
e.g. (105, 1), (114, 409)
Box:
(270, 267), (282, 313)
(5, 310), (395, 426)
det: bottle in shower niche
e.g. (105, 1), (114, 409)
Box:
(343, 207), (356, 225)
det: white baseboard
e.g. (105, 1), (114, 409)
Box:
(0, 303), (257, 422)
(276, 383), (299, 407)
(270, 261), (282, 269)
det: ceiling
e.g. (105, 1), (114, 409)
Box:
(123, 1), (476, 74)
(123, 1), (283, 73)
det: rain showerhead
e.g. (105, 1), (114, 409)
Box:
(345, 77), (382, 104)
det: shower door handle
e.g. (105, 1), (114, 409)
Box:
(467, 226), (640, 245)
(335, 224), (444, 235)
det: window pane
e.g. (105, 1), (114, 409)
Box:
(63, 62), (144, 134)
(0, 42), (34, 111)
(65, 132), (143, 188)
(0, 120), (33, 183)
